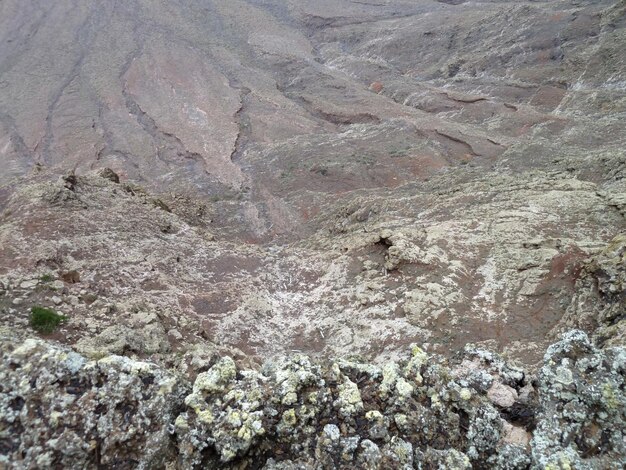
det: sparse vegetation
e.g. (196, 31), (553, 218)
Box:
(40, 273), (55, 283)
(389, 146), (412, 158)
(30, 306), (66, 334)
(354, 153), (376, 165)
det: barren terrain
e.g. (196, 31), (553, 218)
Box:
(0, 1), (625, 468)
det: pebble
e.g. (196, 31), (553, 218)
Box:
(501, 420), (531, 446)
(20, 280), (39, 289)
(168, 329), (183, 340)
(52, 296), (63, 306)
(12, 298), (24, 306)
(487, 382), (518, 408)
(518, 383), (535, 402)
(132, 311), (158, 326)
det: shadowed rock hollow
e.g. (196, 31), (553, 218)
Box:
(0, 0), (625, 468)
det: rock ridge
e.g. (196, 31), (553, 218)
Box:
(2, 329), (625, 469)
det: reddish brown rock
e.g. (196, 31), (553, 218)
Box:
(369, 81), (384, 94)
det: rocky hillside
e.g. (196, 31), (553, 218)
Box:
(0, 0), (625, 468)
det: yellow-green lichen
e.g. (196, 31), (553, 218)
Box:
(394, 414), (408, 428)
(404, 343), (428, 385)
(282, 409), (297, 426)
(197, 410), (214, 425)
(379, 362), (400, 397)
(226, 410), (242, 427)
(602, 382), (620, 410)
(366, 410), (383, 422)
(396, 378), (414, 398)
(544, 452), (573, 470)
(459, 388), (472, 401)
(337, 378), (363, 416)
(175, 415), (190, 431)
(282, 391), (298, 405)
(193, 357), (237, 394)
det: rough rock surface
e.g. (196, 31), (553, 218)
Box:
(2, 329), (625, 468)
(532, 331), (626, 469)
(0, 329), (188, 469)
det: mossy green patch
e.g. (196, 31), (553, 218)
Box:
(39, 273), (55, 283)
(30, 306), (66, 334)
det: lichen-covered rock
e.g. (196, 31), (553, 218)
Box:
(75, 323), (170, 359)
(173, 340), (532, 468)
(2, 330), (626, 468)
(459, 344), (526, 388)
(0, 335), (188, 469)
(335, 376), (364, 416)
(193, 356), (237, 394)
(486, 444), (530, 470)
(176, 357), (267, 466)
(531, 330), (626, 469)
(466, 404), (502, 460)
(379, 230), (428, 271)
(415, 447), (472, 469)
